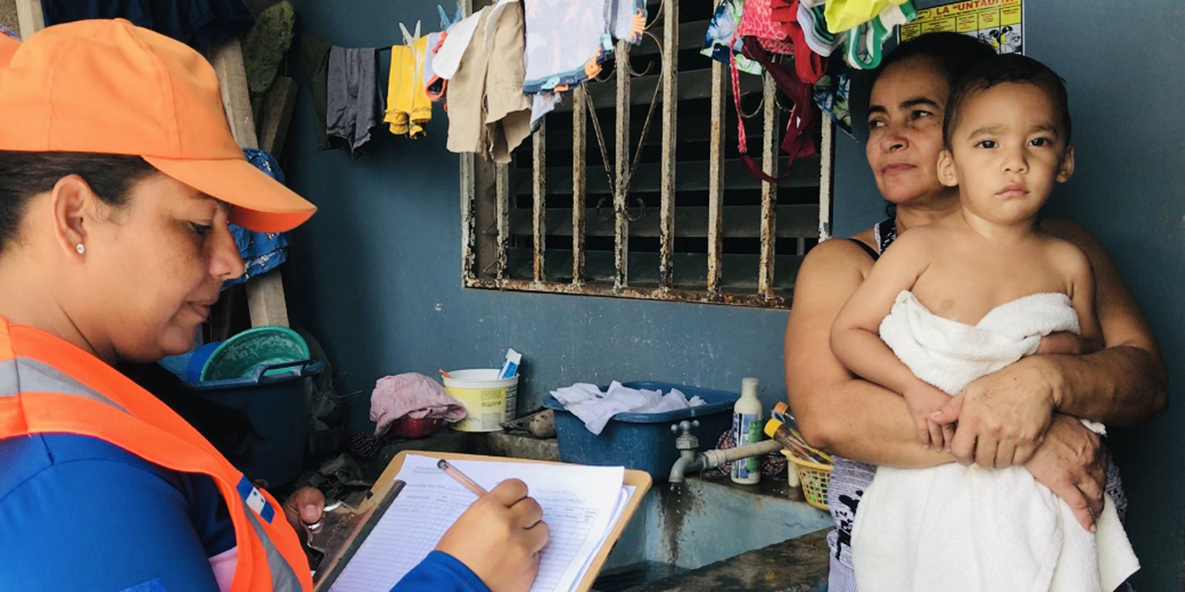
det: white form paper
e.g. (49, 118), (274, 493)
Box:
(329, 454), (626, 592)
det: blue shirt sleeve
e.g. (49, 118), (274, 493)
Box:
(0, 434), (231, 592)
(390, 551), (490, 592)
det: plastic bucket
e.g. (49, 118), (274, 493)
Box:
(192, 360), (324, 487)
(443, 369), (518, 432)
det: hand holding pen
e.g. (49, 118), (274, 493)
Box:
(433, 459), (551, 592)
(438, 459), (490, 496)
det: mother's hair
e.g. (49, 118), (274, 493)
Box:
(852, 33), (997, 141)
(872, 32), (998, 89)
(0, 152), (156, 254)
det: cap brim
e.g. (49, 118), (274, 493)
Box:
(0, 35), (19, 69)
(143, 156), (316, 233)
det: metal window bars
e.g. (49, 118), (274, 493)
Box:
(460, 0), (834, 309)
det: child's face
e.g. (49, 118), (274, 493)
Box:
(937, 82), (1074, 227)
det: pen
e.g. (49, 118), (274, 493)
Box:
(437, 459), (489, 496)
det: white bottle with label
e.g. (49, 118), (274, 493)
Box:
(731, 377), (764, 484)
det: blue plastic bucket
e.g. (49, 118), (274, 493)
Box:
(190, 360), (324, 487)
(542, 381), (740, 480)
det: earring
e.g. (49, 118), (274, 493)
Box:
(75, 243), (85, 255)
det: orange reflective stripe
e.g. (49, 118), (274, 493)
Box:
(0, 317), (313, 592)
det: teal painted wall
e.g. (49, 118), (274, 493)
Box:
(283, 2), (1184, 588)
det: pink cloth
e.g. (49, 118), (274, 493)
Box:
(208, 546), (238, 592)
(370, 372), (466, 436)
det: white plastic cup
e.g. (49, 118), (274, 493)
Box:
(442, 369), (519, 432)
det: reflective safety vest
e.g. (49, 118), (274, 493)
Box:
(0, 317), (313, 592)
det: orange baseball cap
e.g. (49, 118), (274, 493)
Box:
(0, 34), (17, 68)
(0, 19), (315, 233)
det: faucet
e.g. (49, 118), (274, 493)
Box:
(668, 420), (785, 485)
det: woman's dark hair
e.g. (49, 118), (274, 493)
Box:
(943, 53), (1071, 148)
(0, 151), (157, 253)
(871, 32), (998, 91)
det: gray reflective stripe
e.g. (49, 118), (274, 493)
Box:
(0, 358), (16, 397)
(0, 357), (125, 411)
(245, 509), (304, 592)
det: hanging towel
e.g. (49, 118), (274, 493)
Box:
(609, 0), (647, 45)
(824, 0), (907, 34)
(384, 36), (432, 139)
(842, 0), (916, 70)
(326, 46), (382, 155)
(738, 0), (795, 55)
(433, 6), (482, 81)
(422, 31), (448, 100)
(700, 0), (763, 75)
(851, 290), (1139, 592)
(522, 0), (614, 93)
(446, 0), (533, 163)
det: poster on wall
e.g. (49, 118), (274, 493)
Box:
(899, 0), (1024, 55)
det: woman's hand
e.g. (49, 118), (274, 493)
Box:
(283, 486), (325, 539)
(1023, 414), (1106, 532)
(931, 357), (1056, 467)
(436, 479), (550, 592)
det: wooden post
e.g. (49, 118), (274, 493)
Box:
(14, 0), (43, 37)
(206, 39), (291, 329)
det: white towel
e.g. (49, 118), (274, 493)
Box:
(852, 290), (1139, 592)
(550, 381), (705, 435)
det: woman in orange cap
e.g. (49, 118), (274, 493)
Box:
(0, 19), (545, 592)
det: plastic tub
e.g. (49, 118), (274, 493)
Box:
(541, 381), (740, 480)
(443, 369), (519, 432)
(191, 359), (324, 487)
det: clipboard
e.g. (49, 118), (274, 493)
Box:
(312, 450), (651, 592)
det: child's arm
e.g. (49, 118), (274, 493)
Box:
(830, 232), (952, 448)
(1036, 242), (1102, 355)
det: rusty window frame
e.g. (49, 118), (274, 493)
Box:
(460, 0), (834, 309)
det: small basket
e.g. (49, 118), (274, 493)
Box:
(781, 449), (832, 511)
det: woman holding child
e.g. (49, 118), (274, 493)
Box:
(784, 33), (1166, 590)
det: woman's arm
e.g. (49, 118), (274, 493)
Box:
(1042, 218), (1168, 422)
(786, 239), (951, 467)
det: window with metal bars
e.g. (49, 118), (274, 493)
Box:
(460, 0), (834, 308)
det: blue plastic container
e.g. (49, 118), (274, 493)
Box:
(160, 356), (324, 487)
(542, 381), (740, 481)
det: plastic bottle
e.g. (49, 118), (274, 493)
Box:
(731, 377), (764, 484)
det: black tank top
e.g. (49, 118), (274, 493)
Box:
(848, 217), (896, 260)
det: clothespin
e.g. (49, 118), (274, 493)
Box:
(399, 21), (423, 62)
(399, 21), (421, 46)
(438, 3), (463, 30)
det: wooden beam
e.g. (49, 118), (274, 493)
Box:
(206, 40), (260, 149)
(206, 39), (290, 329)
(256, 75), (298, 158)
(14, 0), (43, 38)
(246, 272), (290, 328)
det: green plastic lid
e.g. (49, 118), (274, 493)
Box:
(199, 325), (310, 381)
